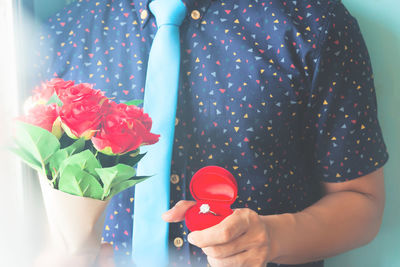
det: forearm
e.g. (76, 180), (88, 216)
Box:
(264, 189), (384, 264)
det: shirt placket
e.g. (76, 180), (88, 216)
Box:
(167, 1), (213, 266)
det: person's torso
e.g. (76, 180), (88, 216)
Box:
(36, 1), (341, 266)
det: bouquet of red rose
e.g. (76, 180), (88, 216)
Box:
(11, 78), (159, 266)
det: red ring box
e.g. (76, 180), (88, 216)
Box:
(185, 166), (238, 231)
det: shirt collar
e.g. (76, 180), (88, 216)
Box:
(133, 0), (212, 29)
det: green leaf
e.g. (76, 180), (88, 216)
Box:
(96, 152), (117, 168)
(124, 99), (143, 106)
(46, 92), (63, 106)
(59, 150), (101, 178)
(48, 149), (68, 181)
(58, 166), (103, 199)
(14, 121), (60, 165)
(63, 138), (86, 156)
(9, 146), (43, 173)
(106, 177), (149, 200)
(95, 164), (136, 199)
(118, 152), (146, 167)
(48, 139), (87, 186)
(97, 150), (143, 168)
(129, 175), (152, 180)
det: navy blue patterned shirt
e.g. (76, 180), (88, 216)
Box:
(35, 0), (388, 266)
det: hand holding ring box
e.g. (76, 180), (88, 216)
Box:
(185, 166), (238, 231)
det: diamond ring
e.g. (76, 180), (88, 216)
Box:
(199, 204), (217, 216)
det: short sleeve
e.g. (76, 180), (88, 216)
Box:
(305, 2), (389, 183)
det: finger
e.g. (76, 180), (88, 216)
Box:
(207, 251), (247, 267)
(202, 232), (252, 259)
(162, 200), (196, 222)
(188, 209), (250, 248)
(97, 243), (115, 267)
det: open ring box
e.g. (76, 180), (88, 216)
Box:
(185, 166), (238, 231)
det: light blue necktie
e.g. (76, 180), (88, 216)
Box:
(132, 0), (187, 266)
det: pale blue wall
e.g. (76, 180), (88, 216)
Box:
(32, 0), (400, 266)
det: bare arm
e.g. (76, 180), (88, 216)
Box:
(266, 167), (385, 264)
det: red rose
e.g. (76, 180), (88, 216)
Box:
(124, 105), (159, 146)
(18, 103), (63, 138)
(55, 81), (105, 104)
(125, 105), (154, 133)
(33, 81), (56, 102)
(59, 95), (105, 140)
(23, 80), (58, 112)
(48, 78), (75, 95)
(92, 102), (159, 155)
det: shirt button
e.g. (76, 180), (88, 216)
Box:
(140, 10), (148, 20)
(191, 10), (201, 20)
(170, 174), (179, 184)
(173, 237), (183, 248)
(171, 174), (179, 184)
(175, 118), (179, 126)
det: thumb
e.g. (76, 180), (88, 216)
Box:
(162, 200), (196, 223)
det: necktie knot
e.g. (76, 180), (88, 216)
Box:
(149, 0), (187, 28)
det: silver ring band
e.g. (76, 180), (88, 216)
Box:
(199, 204), (218, 216)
